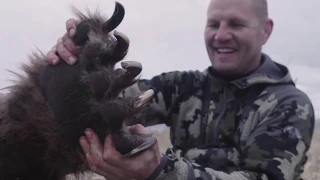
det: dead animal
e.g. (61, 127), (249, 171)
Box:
(0, 2), (157, 180)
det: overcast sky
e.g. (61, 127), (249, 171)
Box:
(0, 0), (319, 119)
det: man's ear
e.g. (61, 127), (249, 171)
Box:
(261, 18), (274, 45)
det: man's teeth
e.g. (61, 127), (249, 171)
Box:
(216, 48), (235, 53)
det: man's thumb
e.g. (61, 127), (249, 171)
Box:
(129, 124), (150, 135)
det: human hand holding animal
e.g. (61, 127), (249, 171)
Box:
(80, 124), (162, 180)
(47, 18), (79, 65)
(44, 2), (163, 179)
(0, 2), (161, 179)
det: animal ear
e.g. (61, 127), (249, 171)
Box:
(103, 1), (125, 33)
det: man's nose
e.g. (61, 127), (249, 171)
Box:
(214, 25), (232, 41)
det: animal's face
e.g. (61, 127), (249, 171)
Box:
(73, 2), (129, 66)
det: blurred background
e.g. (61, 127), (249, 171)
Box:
(0, 0), (319, 117)
(0, 0), (319, 179)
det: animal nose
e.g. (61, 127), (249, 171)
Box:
(99, 39), (117, 54)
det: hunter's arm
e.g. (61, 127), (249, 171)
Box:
(147, 86), (315, 180)
(120, 71), (187, 127)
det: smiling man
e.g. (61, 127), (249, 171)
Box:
(47, 0), (315, 179)
(205, 0), (271, 77)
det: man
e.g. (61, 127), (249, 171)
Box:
(47, 0), (315, 179)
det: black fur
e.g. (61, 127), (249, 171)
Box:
(0, 2), (156, 180)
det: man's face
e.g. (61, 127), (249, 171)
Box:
(204, 0), (273, 76)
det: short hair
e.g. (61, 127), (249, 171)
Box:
(207, 0), (269, 23)
(252, 0), (269, 22)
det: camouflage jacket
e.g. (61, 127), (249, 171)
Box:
(121, 54), (315, 180)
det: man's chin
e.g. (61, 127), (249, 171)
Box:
(210, 65), (240, 77)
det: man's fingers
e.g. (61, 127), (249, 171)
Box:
(46, 45), (60, 65)
(102, 134), (125, 167)
(66, 18), (79, 37)
(81, 133), (124, 179)
(103, 134), (119, 158)
(49, 18), (78, 65)
(61, 32), (78, 55)
(129, 124), (150, 135)
(56, 41), (77, 65)
(47, 18), (78, 65)
(79, 136), (90, 154)
(84, 129), (104, 162)
(79, 136), (93, 164)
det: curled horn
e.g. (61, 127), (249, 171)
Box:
(103, 1), (125, 32)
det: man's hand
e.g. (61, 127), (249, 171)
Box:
(47, 18), (79, 65)
(79, 124), (162, 180)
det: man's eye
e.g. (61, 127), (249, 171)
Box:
(230, 23), (244, 28)
(210, 23), (220, 28)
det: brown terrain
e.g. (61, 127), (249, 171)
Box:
(66, 127), (320, 180)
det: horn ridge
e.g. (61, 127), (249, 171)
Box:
(103, 1), (125, 32)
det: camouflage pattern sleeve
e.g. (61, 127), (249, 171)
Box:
(120, 71), (185, 127)
(147, 86), (315, 180)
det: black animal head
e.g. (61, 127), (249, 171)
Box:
(72, 2), (129, 67)
(0, 2), (156, 179)
(39, 1), (156, 158)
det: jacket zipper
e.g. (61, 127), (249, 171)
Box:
(201, 77), (211, 146)
(212, 89), (227, 144)
(213, 86), (235, 145)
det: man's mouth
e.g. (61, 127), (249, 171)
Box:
(215, 48), (236, 54)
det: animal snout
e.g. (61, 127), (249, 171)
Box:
(100, 36), (118, 53)
(83, 40), (116, 58)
